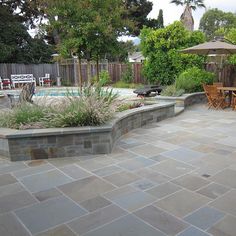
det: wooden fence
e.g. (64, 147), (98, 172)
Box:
(205, 64), (236, 86)
(0, 62), (145, 85)
(1, 62), (235, 86)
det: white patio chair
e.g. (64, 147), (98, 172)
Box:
(0, 77), (12, 89)
(39, 74), (51, 86)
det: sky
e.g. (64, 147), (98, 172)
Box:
(149, 0), (236, 30)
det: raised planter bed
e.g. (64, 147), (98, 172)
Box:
(0, 102), (175, 161)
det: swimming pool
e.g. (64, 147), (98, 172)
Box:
(35, 89), (80, 97)
(35, 87), (135, 97)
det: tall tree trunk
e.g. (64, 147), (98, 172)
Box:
(96, 56), (99, 82)
(180, 5), (194, 31)
(87, 59), (91, 84)
(78, 57), (82, 92)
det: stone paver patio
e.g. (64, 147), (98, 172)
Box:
(0, 104), (236, 236)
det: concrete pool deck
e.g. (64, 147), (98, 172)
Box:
(0, 104), (236, 235)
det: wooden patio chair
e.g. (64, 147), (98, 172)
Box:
(232, 92), (236, 110)
(203, 84), (227, 109)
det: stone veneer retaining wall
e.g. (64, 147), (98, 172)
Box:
(156, 92), (207, 108)
(0, 103), (175, 161)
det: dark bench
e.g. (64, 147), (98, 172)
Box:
(133, 85), (163, 97)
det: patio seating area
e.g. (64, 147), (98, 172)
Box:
(0, 104), (236, 236)
(0, 74), (51, 89)
(204, 83), (236, 110)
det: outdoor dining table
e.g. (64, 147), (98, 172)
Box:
(217, 86), (236, 107)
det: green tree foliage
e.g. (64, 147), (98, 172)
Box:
(0, 0), (44, 28)
(140, 21), (205, 85)
(157, 9), (164, 28)
(0, 4), (52, 63)
(199, 8), (236, 40)
(124, 0), (153, 36)
(170, 0), (205, 10)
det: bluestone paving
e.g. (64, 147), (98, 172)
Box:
(0, 190), (37, 214)
(209, 189), (236, 216)
(146, 182), (182, 199)
(171, 174), (210, 191)
(15, 195), (87, 234)
(68, 204), (127, 235)
(162, 147), (205, 163)
(105, 189), (156, 212)
(0, 173), (17, 186)
(178, 226), (212, 236)
(196, 183), (231, 199)
(0, 212), (31, 236)
(36, 225), (77, 236)
(117, 156), (156, 171)
(33, 188), (62, 202)
(207, 215), (236, 236)
(154, 189), (211, 218)
(210, 169), (236, 188)
(79, 195), (112, 212)
(20, 169), (73, 192)
(131, 178), (156, 190)
(150, 159), (195, 178)
(1, 104), (236, 235)
(92, 165), (122, 177)
(184, 206), (225, 230)
(134, 205), (188, 235)
(59, 176), (115, 202)
(103, 171), (139, 187)
(83, 214), (166, 236)
(59, 164), (91, 179)
(0, 182), (25, 198)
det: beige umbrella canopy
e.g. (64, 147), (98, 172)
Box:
(180, 40), (236, 55)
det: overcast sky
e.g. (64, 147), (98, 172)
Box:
(149, 0), (236, 30)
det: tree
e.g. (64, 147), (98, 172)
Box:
(124, 0), (154, 36)
(140, 21), (206, 85)
(44, 0), (128, 84)
(170, 0), (205, 31)
(199, 8), (236, 39)
(0, 0), (45, 28)
(0, 3), (52, 63)
(157, 9), (164, 28)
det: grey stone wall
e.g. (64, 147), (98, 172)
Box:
(156, 92), (207, 108)
(0, 103), (175, 161)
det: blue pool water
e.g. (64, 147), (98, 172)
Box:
(35, 90), (80, 97)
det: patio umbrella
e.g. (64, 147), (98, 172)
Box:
(180, 39), (236, 83)
(180, 40), (236, 55)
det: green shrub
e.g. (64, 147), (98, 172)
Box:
(161, 84), (185, 97)
(91, 71), (110, 86)
(121, 63), (133, 83)
(61, 79), (72, 87)
(98, 70), (111, 86)
(176, 67), (215, 93)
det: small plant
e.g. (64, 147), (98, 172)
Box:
(116, 102), (143, 112)
(98, 70), (111, 86)
(161, 84), (185, 97)
(61, 79), (72, 87)
(176, 67), (215, 93)
(121, 63), (133, 83)
(0, 103), (51, 129)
